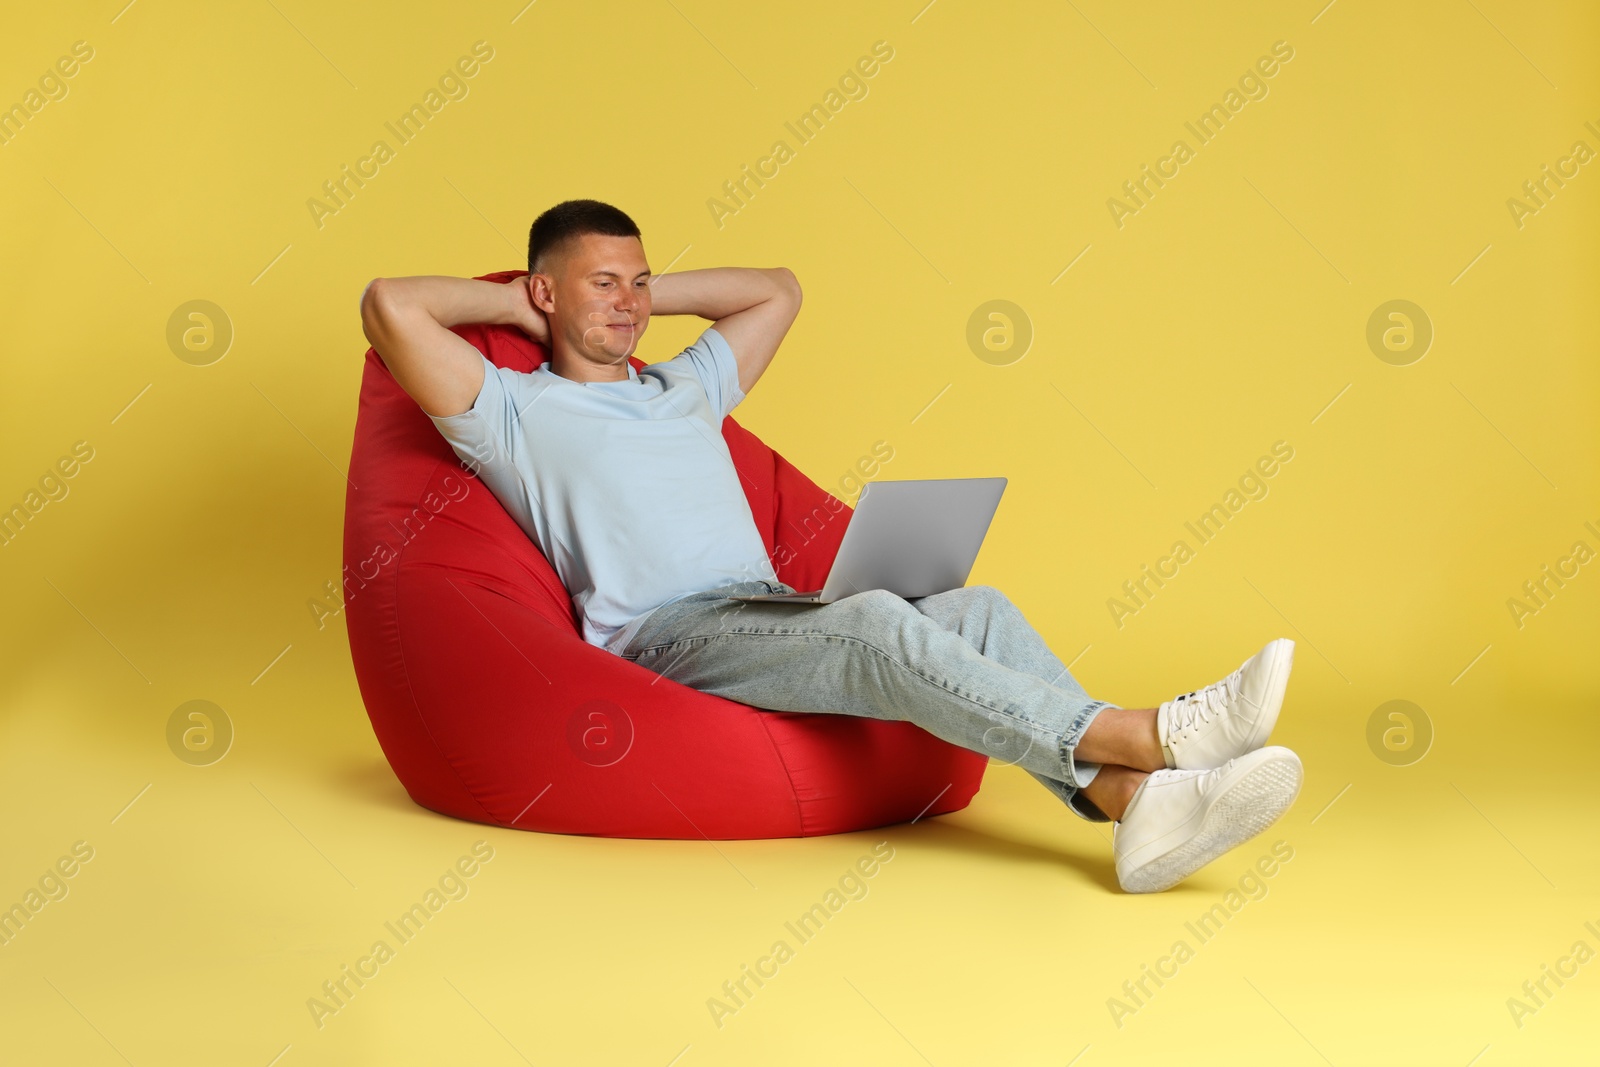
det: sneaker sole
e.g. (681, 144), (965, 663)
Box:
(1118, 748), (1303, 894)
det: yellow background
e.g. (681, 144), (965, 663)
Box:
(2, 1), (1597, 1063)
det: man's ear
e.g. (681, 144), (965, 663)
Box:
(529, 272), (556, 315)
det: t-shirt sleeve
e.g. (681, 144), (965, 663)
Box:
(426, 353), (524, 476)
(673, 326), (746, 422)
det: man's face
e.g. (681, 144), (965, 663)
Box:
(533, 233), (651, 367)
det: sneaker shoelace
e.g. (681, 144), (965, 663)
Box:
(1166, 671), (1243, 740)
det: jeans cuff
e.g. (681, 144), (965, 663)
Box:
(1058, 700), (1118, 791)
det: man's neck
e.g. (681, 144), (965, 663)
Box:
(547, 337), (632, 384)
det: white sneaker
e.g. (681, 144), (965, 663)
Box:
(1157, 638), (1295, 770)
(1113, 746), (1303, 894)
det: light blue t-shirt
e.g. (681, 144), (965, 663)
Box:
(427, 326), (778, 655)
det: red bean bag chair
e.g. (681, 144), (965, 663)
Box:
(342, 269), (988, 838)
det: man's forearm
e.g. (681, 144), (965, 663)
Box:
(373, 275), (525, 329)
(648, 267), (793, 319)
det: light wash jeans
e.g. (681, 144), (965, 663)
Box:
(617, 579), (1118, 822)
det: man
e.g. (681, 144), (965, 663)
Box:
(359, 198), (1304, 893)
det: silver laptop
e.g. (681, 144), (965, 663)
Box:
(728, 477), (1007, 604)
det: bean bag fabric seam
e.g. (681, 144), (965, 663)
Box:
(746, 707), (807, 835)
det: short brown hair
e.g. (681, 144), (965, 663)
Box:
(526, 199), (641, 275)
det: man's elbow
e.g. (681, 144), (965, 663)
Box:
(359, 277), (391, 341)
(769, 267), (802, 307)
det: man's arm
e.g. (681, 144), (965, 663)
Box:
(648, 267), (802, 396)
(359, 275), (549, 418)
